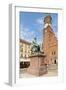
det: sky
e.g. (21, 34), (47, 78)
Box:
(19, 12), (58, 45)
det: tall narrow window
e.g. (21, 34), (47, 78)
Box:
(54, 51), (55, 55)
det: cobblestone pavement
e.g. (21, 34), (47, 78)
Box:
(19, 64), (58, 78)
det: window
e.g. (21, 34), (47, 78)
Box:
(54, 60), (56, 64)
(52, 51), (55, 55)
(54, 51), (55, 55)
(21, 48), (23, 52)
(25, 55), (26, 58)
(21, 54), (23, 58)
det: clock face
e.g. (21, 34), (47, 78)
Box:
(44, 23), (48, 28)
(44, 23), (51, 28)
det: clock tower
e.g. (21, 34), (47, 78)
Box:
(44, 15), (52, 28)
(43, 16), (58, 65)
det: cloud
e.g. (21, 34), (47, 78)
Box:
(35, 17), (44, 33)
(36, 17), (44, 25)
(20, 24), (43, 44)
(20, 25), (36, 42)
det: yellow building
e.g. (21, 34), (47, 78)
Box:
(20, 39), (31, 68)
(43, 16), (58, 65)
(20, 39), (31, 58)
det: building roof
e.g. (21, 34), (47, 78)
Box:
(20, 39), (31, 45)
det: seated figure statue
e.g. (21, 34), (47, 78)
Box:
(30, 37), (40, 54)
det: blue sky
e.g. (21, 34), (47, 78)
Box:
(19, 12), (58, 44)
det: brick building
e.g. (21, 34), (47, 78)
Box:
(43, 16), (58, 65)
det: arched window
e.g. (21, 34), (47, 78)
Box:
(54, 60), (56, 64)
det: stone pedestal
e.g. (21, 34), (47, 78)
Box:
(27, 54), (47, 76)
